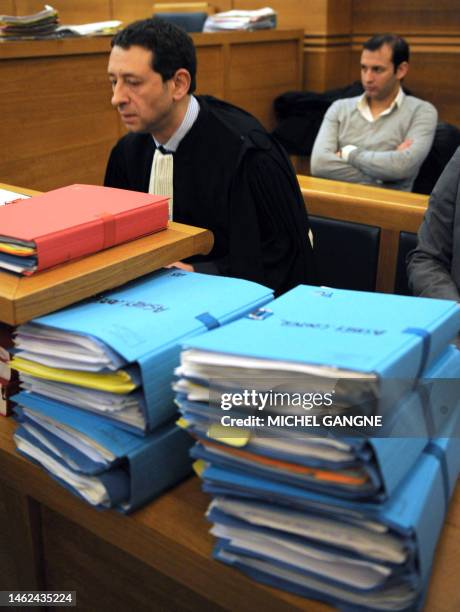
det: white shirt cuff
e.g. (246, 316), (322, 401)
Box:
(341, 145), (357, 162)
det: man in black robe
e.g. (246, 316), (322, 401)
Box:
(104, 18), (316, 295)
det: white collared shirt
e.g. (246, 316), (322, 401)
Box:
(152, 94), (200, 152)
(357, 87), (405, 123)
(149, 96), (200, 219)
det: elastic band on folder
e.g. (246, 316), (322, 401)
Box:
(196, 312), (220, 330)
(96, 212), (117, 248)
(425, 442), (449, 510)
(247, 308), (273, 321)
(403, 328), (431, 380)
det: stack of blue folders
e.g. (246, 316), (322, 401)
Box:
(11, 269), (273, 512)
(174, 285), (460, 610)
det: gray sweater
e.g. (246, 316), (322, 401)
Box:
(311, 94), (437, 191)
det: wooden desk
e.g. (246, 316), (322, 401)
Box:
(0, 184), (214, 325)
(0, 29), (302, 191)
(298, 176), (429, 293)
(0, 416), (459, 611)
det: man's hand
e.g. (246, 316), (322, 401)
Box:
(165, 261), (195, 272)
(396, 139), (413, 151)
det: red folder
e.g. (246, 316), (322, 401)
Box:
(0, 184), (169, 272)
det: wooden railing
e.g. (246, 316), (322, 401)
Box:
(298, 175), (429, 293)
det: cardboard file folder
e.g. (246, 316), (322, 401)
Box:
(0, 184), (169, 274)
(180, 285), (460, 394)
(203, 412), (460, 611)
(13, 270), (273, 433)
(14, 397), (192, 512)
(179, 345), (460, 501)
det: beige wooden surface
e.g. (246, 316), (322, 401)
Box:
(0, 184), (213, 325)
(0, 409), (459, 610)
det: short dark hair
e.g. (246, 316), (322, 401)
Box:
(111, 17), (197, 93)
(363, 34), (409, 71)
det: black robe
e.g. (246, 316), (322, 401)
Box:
(104, 96), (316, 295)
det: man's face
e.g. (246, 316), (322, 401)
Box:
(360, 43), (407, 102)
(108, 44), (174, 134)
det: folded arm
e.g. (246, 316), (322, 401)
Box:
(311, 103), (374, 183)
(347, 103), (438, 181)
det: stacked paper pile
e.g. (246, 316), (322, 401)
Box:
(175, 285), (460, 610)
(11, 269), (273, 511)
(203, 8), (276, 32)
(0, 5), (59, 39)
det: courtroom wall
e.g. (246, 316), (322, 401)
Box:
(351, 1), (460, 127)
(235, 0), (460, 128)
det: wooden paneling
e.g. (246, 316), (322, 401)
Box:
(0, 484), (19, 591)
(407, 50), (460, 127)
(350, 42), (460, 127)
(227, 39), (301, 127)
(15, 0), (111, 23)
(0, 0), (14, 15)
(233, 0), (325, 33)
(0, 30), (301, 189)
(42, 508), (223, 612)
(352, 0), (460, 35)
(0, 52), (116, 191)
(349, 2), (460, 128)
(0, 483), (44, 591)
(112, 0), (232, 24)
(298, 175), (428, 292)
(195, 44), (225, 98)
(303, 41), (351, 92)
(233, 0), (349, 34)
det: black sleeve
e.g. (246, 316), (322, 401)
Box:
(226, 146), (316, 295)
(103, 143), (130, 189)
(103, 136), (154, 193)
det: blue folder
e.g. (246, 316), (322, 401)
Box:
(17, 269), (273, 433)
(200, 407), (460, 610)
(13, 393), (193, 512)
(182, 284), (460, 387)
(179, 345), (460, 501)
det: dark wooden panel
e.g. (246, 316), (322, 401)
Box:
(41, 507), (225, 612)
(352, 0), (460, 35)
(0, 483), (44, 592)
(0, 484), (19, 591)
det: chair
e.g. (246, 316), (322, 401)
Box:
(309, 216), (381, 292)
(152, 3), (213, 32)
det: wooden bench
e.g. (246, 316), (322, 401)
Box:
(298, 176), (428, 294)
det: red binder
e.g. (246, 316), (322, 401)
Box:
(0, 184), (169, 273)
